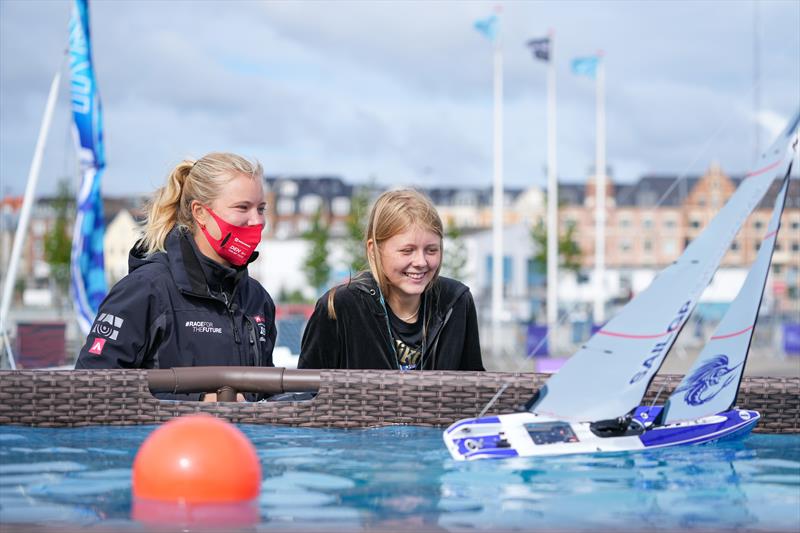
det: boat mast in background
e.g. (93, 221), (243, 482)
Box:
(0, 70), (63, 370)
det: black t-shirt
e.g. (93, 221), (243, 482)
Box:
(386, 304), (424, 369)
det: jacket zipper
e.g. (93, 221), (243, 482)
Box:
(245, 317), (259, 366)
(222, 292), (241, 344)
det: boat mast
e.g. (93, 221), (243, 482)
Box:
(0, 70), (62, 369)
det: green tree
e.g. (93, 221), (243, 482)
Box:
(443, 220), (468, 280)
(302, 208), (331, 293)
(530, 219), (582, 274)
(43, 180), (74, 307)
(344, 187), (370, 273)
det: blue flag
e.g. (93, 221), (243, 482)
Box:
(69, 0), (107, 333)
(571, 56), (599, 78)
(474, 15), (498, 42)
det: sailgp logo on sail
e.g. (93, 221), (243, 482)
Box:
(629, 300), (691, 384)
(674, 355), (741, 406)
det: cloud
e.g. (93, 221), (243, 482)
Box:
(1, 0), (798, 198)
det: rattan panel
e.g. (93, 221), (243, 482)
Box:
(0, 370), (796, 433)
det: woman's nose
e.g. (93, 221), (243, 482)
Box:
(411, 249), (426, 265)
(249, 210), (265, 226)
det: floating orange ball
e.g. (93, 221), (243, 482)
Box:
(132, 414), (261, 504)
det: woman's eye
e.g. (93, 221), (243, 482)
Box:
(257, 206), (266, 215)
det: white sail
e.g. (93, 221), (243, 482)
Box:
(530, 112), (799, 422)
(661, 175), (791, 423)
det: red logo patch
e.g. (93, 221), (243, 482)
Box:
(88, 337), (106, 355)
(253, 315), (264, 323)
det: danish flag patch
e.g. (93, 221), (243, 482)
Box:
(88, 337), (106, 355)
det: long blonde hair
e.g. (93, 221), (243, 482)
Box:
(328, 188), (444, 318)
(140, 152), (263, 255)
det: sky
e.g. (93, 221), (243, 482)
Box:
(0, 0), (798, 199)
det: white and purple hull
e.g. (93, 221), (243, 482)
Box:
(443, 407), (760, 461)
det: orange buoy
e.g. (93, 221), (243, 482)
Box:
(132, 414), (261, 503)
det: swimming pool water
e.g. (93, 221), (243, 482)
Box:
(1, 424), (798, 530)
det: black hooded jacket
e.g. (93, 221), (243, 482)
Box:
(298, 273), (483, 370)
(75, 228), (276, 395)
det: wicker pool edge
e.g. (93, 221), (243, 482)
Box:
(0, 370), (796, 433)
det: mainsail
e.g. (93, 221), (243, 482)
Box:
(530, 111), (799, 422)
(661, 175), (791, 423)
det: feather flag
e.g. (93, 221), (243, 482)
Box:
(571, 56), (600, 78)
(68, 0), (107, 333)
(474, 15), (499, 42)
(527, 37), (550, 62)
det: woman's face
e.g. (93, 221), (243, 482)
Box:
(375, 225), (441, 300)
(194, 172), (266, 240)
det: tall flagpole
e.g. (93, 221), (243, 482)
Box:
(593, 53), (607, 324)
(0, 70), (62, 369)
(491, 36), (504, 353)
(545, 30), (558, 352)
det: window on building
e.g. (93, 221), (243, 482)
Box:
(690, 219), (701, 229)
(299, 195), (323, 215)
(791, 220), (799, 231)
(643, 240), (652, 252)
(275, 221), (292, 239)
(730, 240), (739, 251)
(279, 180), (298, 196)
(642, 218), (653, 229)
(526, 258), (545, 288)
(619, 218), (631, 228)
(792, 242), (800, 252)
(664, 219), (677, 229)
(486, 255), (513, 294)
(331, 196), (350, 217)
(620, 240), (631, 252)
(454, 191), (477, 207)
(754, 220), (763, 230)
(277, 198), (295, 216)
(663, 240), (676, 254)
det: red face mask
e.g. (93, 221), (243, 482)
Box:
(199, 207), (263, 266)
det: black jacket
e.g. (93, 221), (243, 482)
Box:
(298, 273), (483, 370)
(75, 228), (276, 397)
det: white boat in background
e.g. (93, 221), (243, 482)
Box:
(444, 111), (799, 460)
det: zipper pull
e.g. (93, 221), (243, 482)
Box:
(232, 321), (241, 343)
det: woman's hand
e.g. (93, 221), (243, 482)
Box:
(201, 392), (246, 402)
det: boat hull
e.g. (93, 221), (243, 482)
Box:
(443, 408), (760, 460)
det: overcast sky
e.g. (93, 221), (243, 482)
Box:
(1, 0), (798, 198)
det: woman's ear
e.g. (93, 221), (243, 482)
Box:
(190, 200), (206, 228)
(366, 239), (375, 258)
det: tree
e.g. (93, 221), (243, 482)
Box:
(43, 180), (74, 307)
(530, 219), (582, 274)
(301, 208), (331, 294)
(343, 187), (370, 274)
(443, 220), (468, 280)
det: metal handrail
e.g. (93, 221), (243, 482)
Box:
(147, 366), (320, 401)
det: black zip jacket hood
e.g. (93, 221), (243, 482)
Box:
(76, 227), (276, 399)
(298, 273), (483, 370)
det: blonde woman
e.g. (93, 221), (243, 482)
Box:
(75, 153), (276, 400)
(299, 189), (483, 370)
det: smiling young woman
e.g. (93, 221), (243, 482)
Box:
(299, 189), (483, 371)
